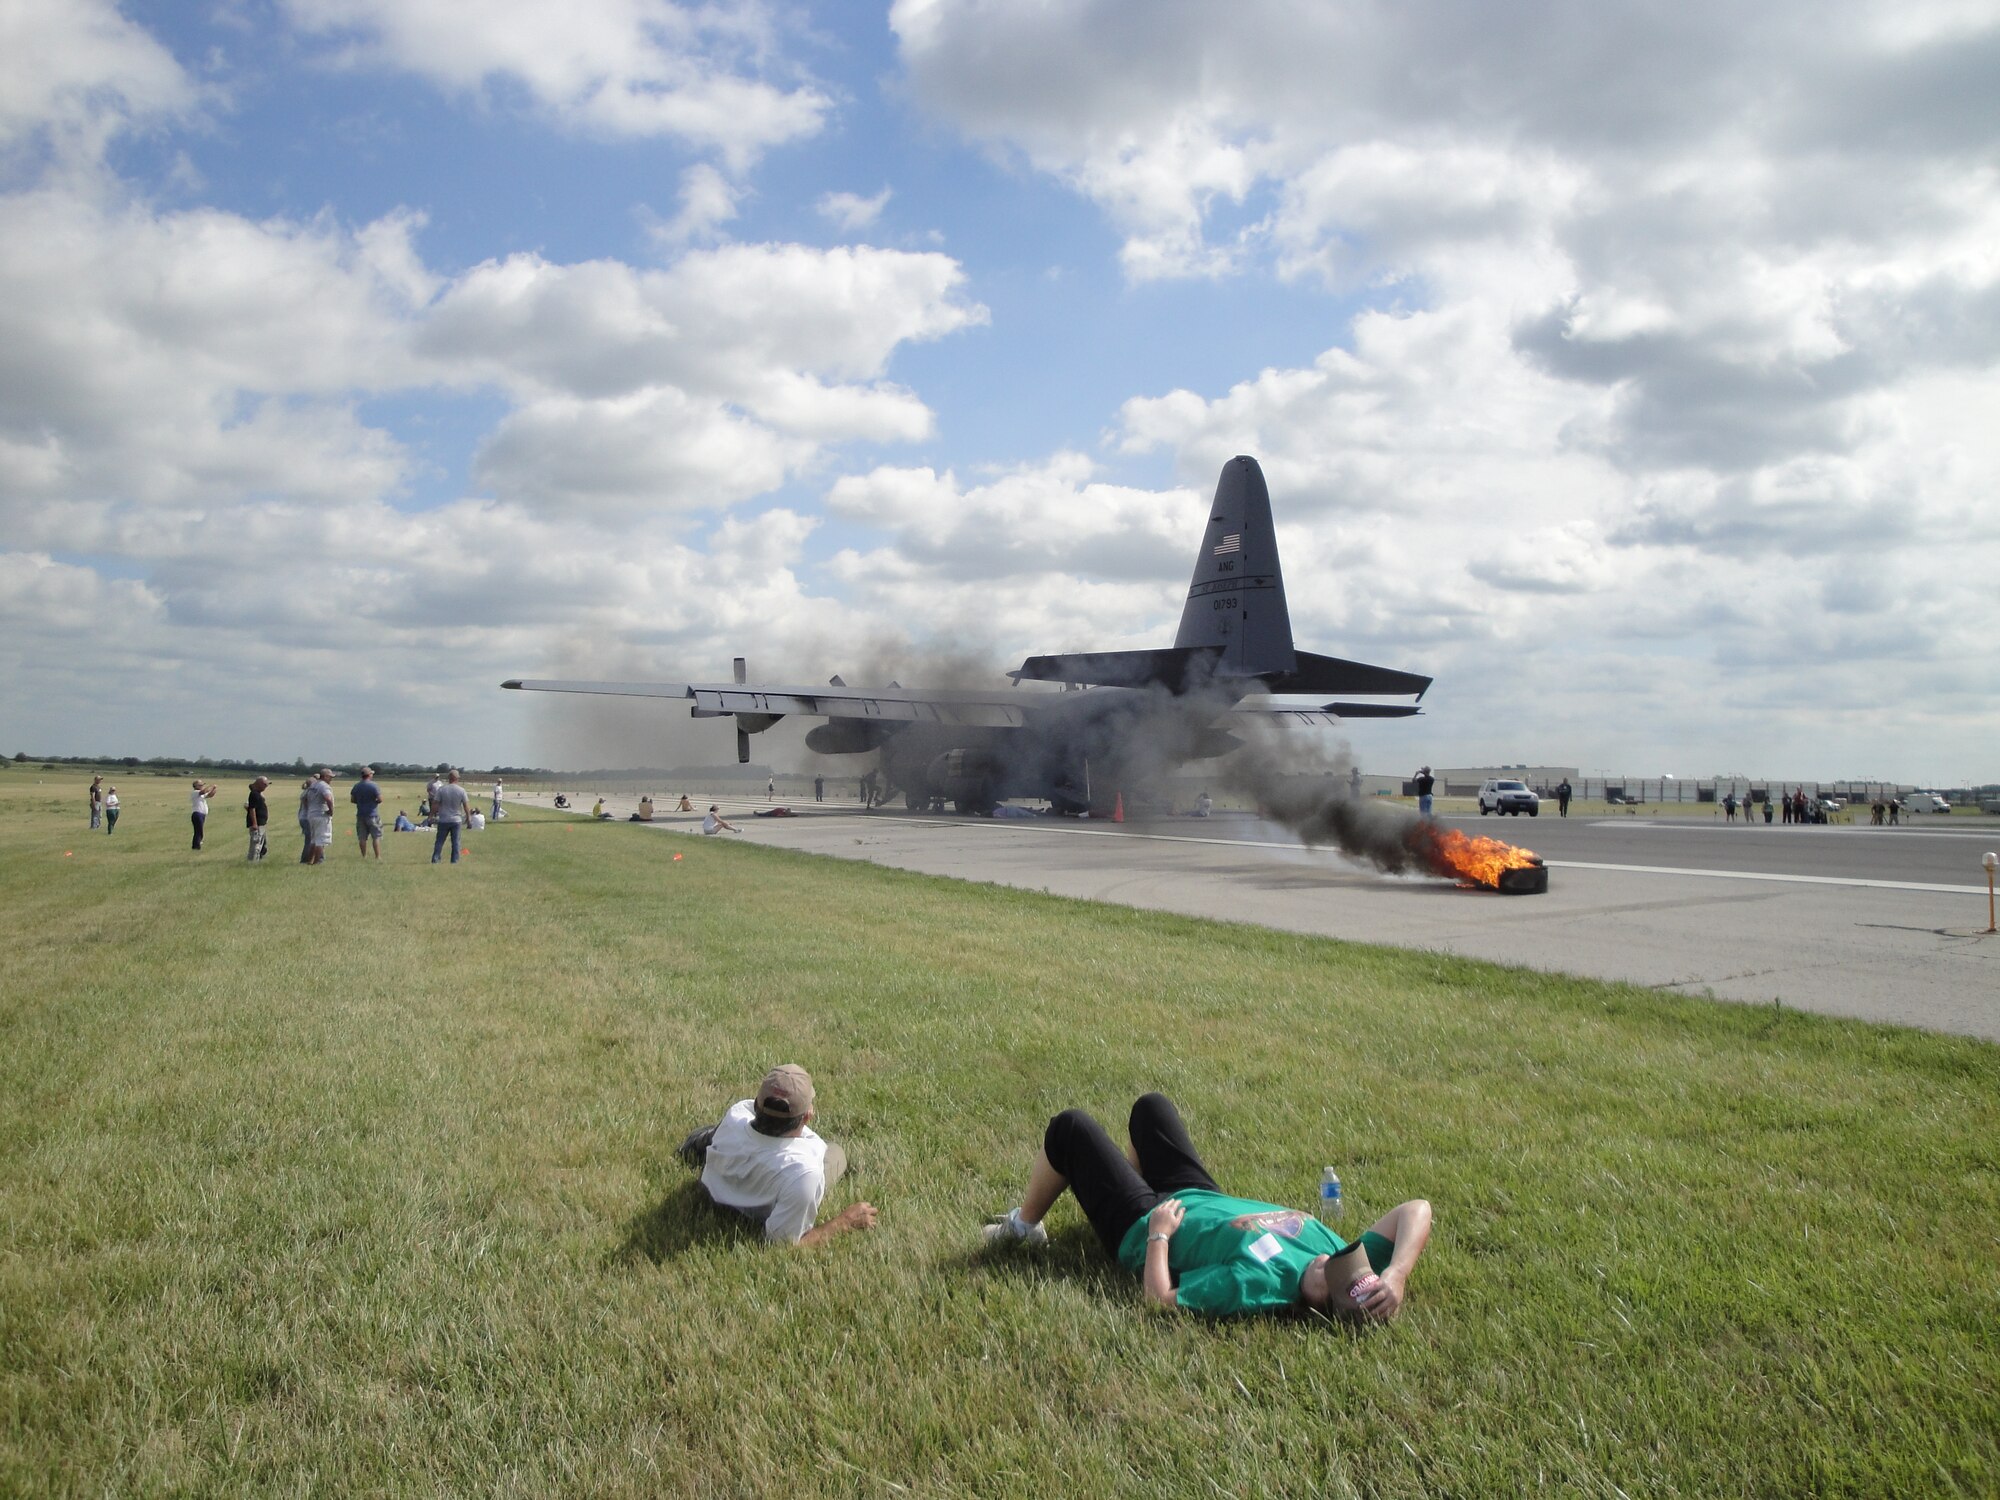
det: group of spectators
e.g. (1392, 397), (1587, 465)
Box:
(1720, 790), (1768, 823)
(86, 775), (117, 834)
(93, 768), (496, 865)
(1777, 787), (1834, 825)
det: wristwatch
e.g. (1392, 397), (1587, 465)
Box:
(1147, 1232), (1171, 1244)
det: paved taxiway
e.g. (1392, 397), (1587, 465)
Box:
(553, 797), (2000, 1041)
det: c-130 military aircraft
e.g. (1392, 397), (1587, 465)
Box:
(504, 456), (1430, 815)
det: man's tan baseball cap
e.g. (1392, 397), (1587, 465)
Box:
(754, 1064), (815, 1123)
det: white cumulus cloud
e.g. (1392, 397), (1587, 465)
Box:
(281, 0), (828, 165)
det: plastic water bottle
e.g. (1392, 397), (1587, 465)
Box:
(1319, 1168), (1343, 1224)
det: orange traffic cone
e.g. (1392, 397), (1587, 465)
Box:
(1112, 792), (1124, 823)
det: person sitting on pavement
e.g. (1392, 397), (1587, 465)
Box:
(985, 1092), (1432, 1324)
(701, 805), (740, 835)
(630, 795), (655, 822)
(677, 794), (695, 812)
(675, 1066), (877, 1248)
(591, 797), (611, 820)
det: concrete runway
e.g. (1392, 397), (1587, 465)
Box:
(552, 795), (2000, 1041)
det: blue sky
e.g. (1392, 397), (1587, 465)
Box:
(3, 1), (1996, 783)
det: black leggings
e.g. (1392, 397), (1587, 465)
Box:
(1042, 1093), (1221, 1257)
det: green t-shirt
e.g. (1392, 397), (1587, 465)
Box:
(1116, 1189), (1393, 1317)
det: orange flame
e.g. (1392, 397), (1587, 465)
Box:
(1406, 822), (1542, 888)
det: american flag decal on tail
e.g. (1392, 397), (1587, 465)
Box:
(1213, 533), (1241, 556)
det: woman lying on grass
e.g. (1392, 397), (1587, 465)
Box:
(985, 1093), (1432, 1322)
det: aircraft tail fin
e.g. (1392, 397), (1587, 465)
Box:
(1006, 455), (1428, 703)
(1173, 456), (1297, 679)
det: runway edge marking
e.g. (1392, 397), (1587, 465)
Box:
(1547, 860), (1987, 895)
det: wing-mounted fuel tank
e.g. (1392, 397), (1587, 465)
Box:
(804, 719), (899, 755)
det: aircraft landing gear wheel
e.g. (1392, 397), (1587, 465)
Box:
(905, 790), (923, 811)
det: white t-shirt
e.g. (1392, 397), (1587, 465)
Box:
(191, 787), (209, 815)
(699, 1099), (826, 1244)
(702, 812), (722, 835)
(104, 792), (119, 811)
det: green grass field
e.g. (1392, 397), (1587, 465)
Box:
(3, 770), (1996, 1497)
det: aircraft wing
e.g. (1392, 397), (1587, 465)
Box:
(505, 678), (1420, 728)
(1228, 700), (1422, 726)
(501, 678), (1036, 728)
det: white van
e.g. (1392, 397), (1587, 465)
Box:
(1903, 793), (1950, 814)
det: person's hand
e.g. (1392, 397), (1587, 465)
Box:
(1147, 1198), (1185, 1238)
(1354, 1267), (1406, 1321)
(836, 1202), (878, 1232)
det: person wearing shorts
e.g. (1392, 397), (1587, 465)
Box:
(985, 1093), (1432, 1322)
(304, 768), (336, 864)
(351, 766), (384, 859)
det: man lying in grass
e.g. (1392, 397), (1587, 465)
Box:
(986, 1093), (1431, 1322)
(677, 1065), (878, 1249)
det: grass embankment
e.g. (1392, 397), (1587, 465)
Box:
(2, 774), (1995, 1497)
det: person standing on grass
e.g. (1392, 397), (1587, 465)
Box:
(303, 769), (336, 865)
(189, 778), (219, 851)
(985, 1093), (1432, 1324)
(431, 768), (470, 863)
(351, 767), (384, 860)
(491, 777), (504, 820)
(89, 775), (104, 830)
(103, 786), (119, 834)
(245, 776), (270, 861)
(676, 1065), (878, 1248)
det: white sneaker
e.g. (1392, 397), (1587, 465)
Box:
(982, 1207), (1048, 1246)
